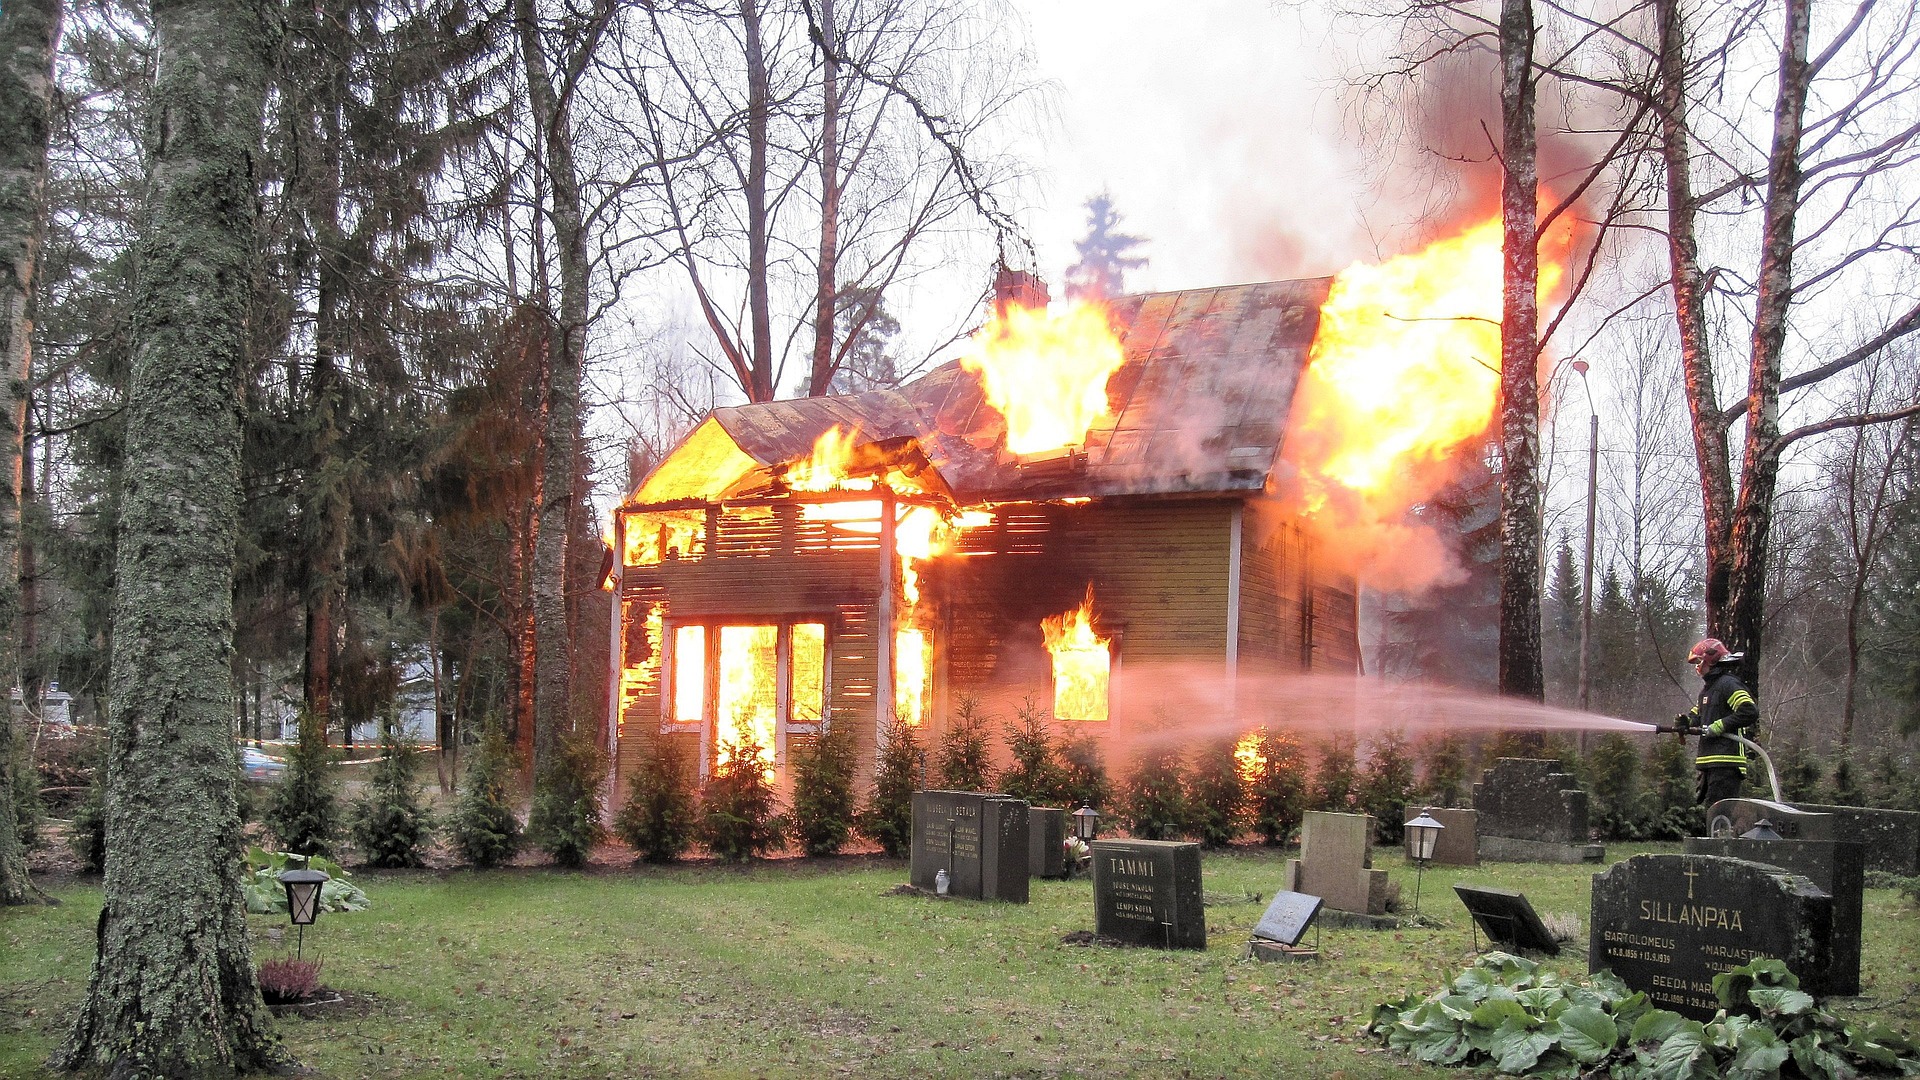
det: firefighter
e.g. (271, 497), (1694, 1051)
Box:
(1674, 638), (1759, 807)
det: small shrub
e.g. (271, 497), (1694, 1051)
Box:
(1185, 735), (1244, 848)
(452, 723), (523, 868)
(1312, 734), (1358, 813)
(1586, 733), (1645, 841)
(998, 697), (1070, 806)
(1643, 735), (1701, 840)
(1828, 755), (1864, 806)
(528, 729), (607, 868)
(1120, 710), (1187, 840)
(1773, 736), (1825, 803)
(1058, 730), (1112, 811)
(266, 711), (340, 857)
(613, 740), (697, 863)
(348, 719), (434, 868)
(698, 735), (784, 861)
(935, 695), (994, 792)
(790, 724), (858, 857)
(1360, 729), (1418, 844)
(257, 956), (325, 1005)
(1246, 726), (1309, 846)
(1420, 731), (1471, 807)
(69, 767), (106, 873)
(860, 719), (924, 857)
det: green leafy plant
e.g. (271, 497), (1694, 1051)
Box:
(266, 710), (340, 857)
(452, 722), (523, 868)
(527, 728), (607, 868)
(789, 723), (857, 857)
(613, 739), (697, 863)
(860, 719), (924, 857)
(1246, 726), (1309, 847)
(698, 735), (785, 862)
(998, 697), (1070, 806)
(935, 695), (994, 792)
(1368, 953), (1920, 1079)
(348, 719), (434, 868)
(1185, 735), (1243, 848)
(239, 848), (369, 915)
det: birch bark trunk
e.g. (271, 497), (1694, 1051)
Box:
(1496, 0), (1544, 701)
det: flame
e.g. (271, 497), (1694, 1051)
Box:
(617, 602), (666, 733)
(789, 425), (874, 493)
(792, 623), (826, 726)
(959, 300), (1127, 455)
(1042, 589), (1110, 722)
(715, 625), (778, 779)
(894, 627), (931, 726)
(1234, 730), (1265, 787)
(624, 510), (704, 566)
(672, 625), (706, 725)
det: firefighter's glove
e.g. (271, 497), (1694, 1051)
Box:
(1673, 715), (1694, 736)
(1706, 720), (1726, 736)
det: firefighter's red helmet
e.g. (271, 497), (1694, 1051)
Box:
(1687, 638), (1729, 669)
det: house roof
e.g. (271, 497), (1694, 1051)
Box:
(634, 276), (1333, 507)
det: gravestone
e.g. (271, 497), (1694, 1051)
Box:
(1590, 854), (1833, 1020)
(1685, 835), (1863, 995)
(1705, 798), (1834, 842)
(1796, 804), (1920, 877)
(1283, 811), (1388, 918)
(1250, 890), (1324, 963)
(1029, 807), (1067, 879)
(1404, 807), (1478, 867)
(1091, 839), (1205, 949)
(908, 791), (1030, 902)
(1474, 758), (1604, 863)
(1453, 884), (1559, 955)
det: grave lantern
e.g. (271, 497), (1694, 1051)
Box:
(1073, 805), (1100, 843)
(1740, 819), (1783, 841)
(1404, 811), (1445, 916)
(278, 867), (330, 958)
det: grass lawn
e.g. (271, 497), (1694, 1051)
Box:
(4, 843), (1917, 1079)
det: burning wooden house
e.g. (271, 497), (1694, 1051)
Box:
(606, 272), (1362, 790)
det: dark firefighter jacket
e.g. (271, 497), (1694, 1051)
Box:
(1685, 660), (1759, 772)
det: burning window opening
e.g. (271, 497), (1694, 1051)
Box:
(623, 509), (706, 567)
(791, 623), (827, 729)
(894, 627), (932, 726)
(671, 624), (706, 726)
(716, 625), (779, 777)
(664, 620), (832, 775)
(1043, 590), (1111, 722)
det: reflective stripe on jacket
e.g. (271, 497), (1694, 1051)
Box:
(1687, 663), (1759, 772)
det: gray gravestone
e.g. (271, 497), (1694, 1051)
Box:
(909, 790), (958, 891)
(1404, 807), (1478, 866)
(1253, 891), (1324, 947)
(909, 791), (1029, 902)
(1029, 807), (1067, 879)
(1590, 854), (1834, 1020)
(1453, 884), (1559, 955)
(1685, 836), (1863, 995)
(1474, 759), (1604, 863)
(1091, 839), (1205, 949)
(1706, 798), (1834, 842)
(1795, 804), (1920, 877)
(1284, 811), (1387, 915)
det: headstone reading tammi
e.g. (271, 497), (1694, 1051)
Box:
(1404, 807), (1478, 866)
(1590, 854), (1834, 1020)
(1091, 839), (1205, 949)
(908, 791), (1030, 902)
(1685, 835), (1864, 995)
(1473, 758), (1605, 863)
(1453, 884), (1559, 955)
(1284, 811), (1388, 917)
(1028, 807), (1067, 879)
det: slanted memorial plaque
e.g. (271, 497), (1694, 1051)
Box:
(1253, 891), (1323, 947)
(1590, 854), (1834, 1020)
(1453, 884), (1559, 955)
(1091, 839), (1205, 949)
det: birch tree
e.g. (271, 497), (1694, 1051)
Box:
(53, 0), (283, 1068)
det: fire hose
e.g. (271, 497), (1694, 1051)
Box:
(1651, 723), (1782, 804)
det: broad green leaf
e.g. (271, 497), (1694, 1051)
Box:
(1649, 1023), (1721, 1080)
(1472, 998), (1534, 1031)
(1491, 1016), (1555, 1074)
(1551, 1004), (1620, 1064)
(1849, 1021), (1916, 1059)
(1408, 1026), (1474, 1065)
(1727, 1024), (1788, 1080)
(1789, 1033), (1850, 1080)
(1452, 966), (1498, 997)
(1843, 1028), (1899, 1070)
(1747, 986), (1814, 1018)
(1518, 986), (1567, 1015)
(1633, 1010), (1693, 1046)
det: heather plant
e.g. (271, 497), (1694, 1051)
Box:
(1058, 729), (1113, 810)
(1311, 734), (1358, 813)
(698, 734), (785, 861)
(528, 728), (607, 868)
(1359, 728), (1418, 844)
(266, 711), (340, 857)
(1186, 735), (1244, 848)
(451, 723), (523, 868)
(1420, 731), (1472, 806)
(998, 697), (1070, 806)
(860, 719), (924, 856)
(1246, 726), (1309, 846)
(790, 724), (858, 856)
(1120, 709), (1187, 840)
(936, 695), (994, 791)
(256, 957), (325, 1005)
(348, 719), (434, 868)
(613, 739), (697, 863)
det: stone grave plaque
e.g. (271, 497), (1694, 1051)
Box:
(1453, 884), (1559, 955)
(908, 791), (1029, 902)
(909, 790), (957, 892)
(1404, 807), (1478, 866)
(1795, 804), (1920, 876)
(1706, 798), (1834, 843)
(1685, 836), (1863, 995)
(1029, 807), (1067, 879)
(946, 793), (987, 898)
(1253, 891), (1323, 947)
(1590, 854), (1833, 1020)
(1091, 839), (1205, 949)
(980, 796), (1030, 902)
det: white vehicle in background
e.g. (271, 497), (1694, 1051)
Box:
(239, 746), (287, 784)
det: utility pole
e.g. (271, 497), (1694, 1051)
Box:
(1573, 360), (1599, 711)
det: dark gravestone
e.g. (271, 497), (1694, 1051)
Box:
(1091, 839), (1205, 949)
(909, 790), (958, 892)
(1253, 891), (1324, 947)
(1797, 804), (1920, 876)
(1453, 884), (1559, 955)
(980, 797), (1030, 902)
(1473, 759), (1604, 863)
(1591, 854), (1833, 1020)
(1029, 807), (1067, 879)
(909, 791), (1029, 902)
(1686, 836), (1863, 995)
(1706, 798), (1835, 842)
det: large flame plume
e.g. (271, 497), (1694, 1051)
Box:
(1043, 589), (1111, 722)
(959, 301), (1127, 455)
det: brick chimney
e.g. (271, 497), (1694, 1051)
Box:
(992, 266), (1049, 312)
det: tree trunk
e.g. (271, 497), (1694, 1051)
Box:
(744, 0), (775, 402)
(53, 0), (283, 1068)
(1722, 0), (1812, 689)
(0, 0), (62, 907)
(517, 0), (588, 777)
(808, 0), (841, 397)
(1496, 0), (1544, 701)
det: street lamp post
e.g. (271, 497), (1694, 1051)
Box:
(1573, 360), (1599, 713)
(1404, 811), (1445, 917)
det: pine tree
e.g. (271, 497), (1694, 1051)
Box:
(1063, 191), (1148, 300)
(527, 728), (606, 868)
(1186, 736), (1244, 848)
(861, 719), (924, 856)
(790, 724), (857, 856)
(998, 696), (1068, 805)
(349, 718), (434, 867)
(268, 711), (342, 857)
(698, 734), (785, 862)
(1121, 711), (1187, 840)
(936, 695), (994, 792)
(453, 723), (523, 868)
(1545, 534), (1582, 700)
(1358, 729), (1417, 843)
(1247, 726), (1309, 846)
(614, 740), (697, 863)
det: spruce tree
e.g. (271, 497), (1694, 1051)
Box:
(349, 718), (434, 867)
(1586, 733), (1645, 840)
(861, 719), (924, 857)
(268, 710), (342, 857)
(1312, 734), (1359, 812)
(1063, 191), (1148, 300)
(1058, 730), (1113, 811)
(790, 724), (857, 856)
(527, 728), (606, 868)
(1121, 712), (1187, 840)
(698, 734), (785, 861)
(1186, 736), (1244, 848)
(453, 723), (523, 868)
(935, 695), (994, 791)
(1247, 726), (1309, 847)
(1358, 729), (1417, 843)
(614, 739), (697, 863)
(1421, 731), (1472, 807)
(998, 696), (1068, 805)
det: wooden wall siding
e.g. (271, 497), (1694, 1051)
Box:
(1309, 580), (1360, 672)
(614, 576), (668, 798)
(648, 502), (882, 618)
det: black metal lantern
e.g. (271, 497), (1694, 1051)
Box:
(278, 868), (330, 957)
(1072, 805), (1100, 843)
(1741, 819), (1783, 841)
(1403, 810), (1446, 916)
